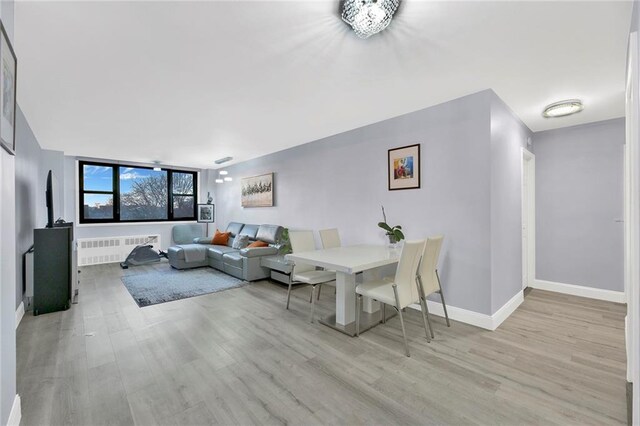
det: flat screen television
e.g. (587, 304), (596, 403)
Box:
(46, 170), (54, 228)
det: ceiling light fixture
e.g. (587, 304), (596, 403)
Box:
(542, 99), (584, 118)
(215, 178), (224, 184)
(219, 170), (228, 175)
(152, 161), (162, 171)
(214, 156), (233, 165)
(224, 177), (232, 182)
(342, 0), (399, 39)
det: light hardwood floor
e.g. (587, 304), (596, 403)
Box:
(17, 262), (627, 425)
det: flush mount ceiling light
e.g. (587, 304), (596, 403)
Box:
(224, 177), (233, 182)
(219, 170), (228, 175)
(542, 99), (584, 118)
(342, 0), (399, 39)
(215, 178), (224, 184)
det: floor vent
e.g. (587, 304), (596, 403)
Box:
(77, 235), (160, 266)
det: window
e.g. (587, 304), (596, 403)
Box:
(79, 161), (198, 224)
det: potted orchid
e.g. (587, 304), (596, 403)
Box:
(377, 205), (405, 244)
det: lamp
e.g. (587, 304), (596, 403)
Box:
(342, 0), (400, 38)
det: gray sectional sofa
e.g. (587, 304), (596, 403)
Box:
(167, 222), (283, 281)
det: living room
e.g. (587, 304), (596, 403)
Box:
(1, 1), (639, 425)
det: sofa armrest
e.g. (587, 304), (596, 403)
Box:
(240, 246), (279, 258)
(193, 237), (212, 244)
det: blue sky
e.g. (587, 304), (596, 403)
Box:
(83, 165), (166, 195)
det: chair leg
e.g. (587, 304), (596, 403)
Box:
(317, 284), (322, 300)
(382, 303), (386, 324)
(286, 281), (293, 310)
(356, 294), (362, 337)
(417, 287), (432, 342)
(422, 297), (435, 339)
(309, 287), (313, 303)
(310, 285), (317, 323)
(392, 285), (410, 357)
(416, 276), (434, 339)
(436, 270), (450, 327)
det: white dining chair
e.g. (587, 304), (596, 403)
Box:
(416, 236), (449, 339)
(355, 239), (425, 357)
(317, 228), (341, 300)
(319, 228), (341, 249)
(286, 230), (336, 322)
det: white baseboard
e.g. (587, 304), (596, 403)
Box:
(530, 279), (625, 303)
(8, 394), (21, 426)
(15, 301), (24, 329)
(491, 290), (524, 330)
(408, 290), (523, 331)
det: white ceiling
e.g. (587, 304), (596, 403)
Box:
(14, 0), (632, 169)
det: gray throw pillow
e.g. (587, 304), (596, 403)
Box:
(232, 234), (250, 250)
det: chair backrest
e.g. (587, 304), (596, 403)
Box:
(319, 228), (341, 249)
(172, 224), (204, 245)
(393, 240), (426, 308)
(289, 230), (317, 275)
(418, 236), (444, 296)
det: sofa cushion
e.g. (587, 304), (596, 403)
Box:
(223, 252), (244, 268)
(247, 240), (268, 248)
(226, 222), (245, 237)
(212, 230), (231, 245)
(207, 246), (239, 261)
(172, 224), (204, 245)
(239, 224), (260, 239)
(256, 224), (284, 244)
(232, 234), (250, 250)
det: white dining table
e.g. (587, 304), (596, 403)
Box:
(286, 244), (400, 336)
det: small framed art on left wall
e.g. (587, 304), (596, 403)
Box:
(0, 19), (16, 156)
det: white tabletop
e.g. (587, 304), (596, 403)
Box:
(286, 244), (400, 274)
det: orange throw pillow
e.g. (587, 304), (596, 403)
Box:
(247, 240), (268, 248)
(212, 230), (231, 245)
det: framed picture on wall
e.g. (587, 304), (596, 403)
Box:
(388, 144), (420, 190)
(197, 204), (215, 223)
(0, 20), (16, 156)
(241, 172), (273, 207)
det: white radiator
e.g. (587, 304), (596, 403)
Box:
(77, 234), (161, 266)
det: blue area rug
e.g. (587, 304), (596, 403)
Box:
(121, 266), (246, 307)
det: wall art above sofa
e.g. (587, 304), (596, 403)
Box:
(241, 172), (273, 207)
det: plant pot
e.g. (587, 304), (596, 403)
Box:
(387, 234), (398, 245)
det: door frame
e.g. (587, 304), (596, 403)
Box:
(625, 30), (640, 423)
(521, 147), (536, 289)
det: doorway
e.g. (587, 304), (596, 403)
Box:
(521, 148), (535, 289)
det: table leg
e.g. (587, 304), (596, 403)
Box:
(362, 269), (381, 314)
(335, 271), (356, 325)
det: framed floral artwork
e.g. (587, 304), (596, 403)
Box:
(388, 144), (420, 190)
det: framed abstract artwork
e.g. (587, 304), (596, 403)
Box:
(197, 204), (215, 223)
(0, 20), (16, 156)
(388, 144), (420, 190)
(241, 172), (273, 207)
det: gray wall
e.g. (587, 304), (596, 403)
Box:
(535, 118), (624, 291)
(1, 0), (17, 423)
(216, 90), (499, 315)
(14, 108), (43, 309)
(490, 94), (533, 311)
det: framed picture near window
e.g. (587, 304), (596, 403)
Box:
(388, 144), (420, 190)
(197, 204), (215, 223)
(0, 20), (16, 156)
